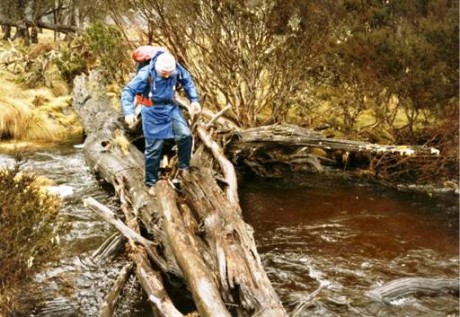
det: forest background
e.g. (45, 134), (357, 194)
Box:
(0, 0), (458, 313)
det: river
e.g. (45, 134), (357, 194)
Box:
(1, 142), (458, 317)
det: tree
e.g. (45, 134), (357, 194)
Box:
(327, 0), (458, 139)
(0, 0), (107, 43)
(103, 0), (336, 127)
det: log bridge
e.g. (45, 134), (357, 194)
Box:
(72, 70), (447, 316)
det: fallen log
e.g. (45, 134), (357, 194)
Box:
(99, 263), (132, 317)
(227, 124), (441, 181)
(72, 70), (287, 316)
(156, 181), (231, 317)
(366, 277), (459, 303)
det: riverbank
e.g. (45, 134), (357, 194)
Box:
(0, 34), (83, 152)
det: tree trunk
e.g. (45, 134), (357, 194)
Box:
(72, 70), (287, 316)
(0, 18), (80, 36)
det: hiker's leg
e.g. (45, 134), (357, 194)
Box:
(172, 118), (192, 170)
(144, 138), (164, 187)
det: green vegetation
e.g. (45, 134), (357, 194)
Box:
(82, 22), (131, 82)
(0, 162), (63, 315)
(54, 47), (87, 83)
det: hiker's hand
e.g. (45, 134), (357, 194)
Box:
(124, 114), (135, 128)
(189, 102), (201, 119)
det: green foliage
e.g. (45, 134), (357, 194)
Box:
(82, 22), (131, 81)
(0, 163), (62, 314)
(55, 48), (88, 83)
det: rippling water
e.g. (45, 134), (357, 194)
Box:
(240, 179), (459, 316)
(1, 145), (458, 316)
(1, 144), (146, 317)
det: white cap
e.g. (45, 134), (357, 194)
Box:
(155, 52), (176, 72)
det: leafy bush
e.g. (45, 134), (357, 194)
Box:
(54, 20), (133, 84)
(55, 48), (88, 83)
(82, 22), (131, 81)
(0, 162), (63, 314)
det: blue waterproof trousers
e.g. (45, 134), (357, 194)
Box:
(144, 117), (192, 187)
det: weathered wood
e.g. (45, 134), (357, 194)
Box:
(232, 124), (438, 155)
(84, 197), (185, 317)
(227, 124), (440, 179)
(84, 197), (167, 272)
(72, 71), (288, 316)
(99, 263), (132, 317)
(181, 161), (287, 316)
(366, 277), (459, 303)
(91, 233), (124, 264)
(129, 248), (185, 317)
(197, 125), (240, 210)
(156, 180), (232, 317)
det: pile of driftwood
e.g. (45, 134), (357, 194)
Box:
(72, 70), (451, 316)
(73, 71), (286, 317)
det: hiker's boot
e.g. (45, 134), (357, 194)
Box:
(148, 185), (156, 196)
(179, 168), (190, 180)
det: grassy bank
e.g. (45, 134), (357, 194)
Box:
(0, 32), (83, 152)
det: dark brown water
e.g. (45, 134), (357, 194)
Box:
(1, 147), (458, 316)
(240, 178), (459, 316)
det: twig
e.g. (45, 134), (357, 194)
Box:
(99, 263), (133, 317)
(83, 197), (169, 272)
(291, 284), (324, 316)
(205, 105), (232, 129)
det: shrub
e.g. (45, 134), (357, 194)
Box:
(82, 22), (131, 82)
(0, 162), (63, 314)
(54, 48), (88, 83)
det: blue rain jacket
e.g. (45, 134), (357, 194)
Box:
(121, 53), (199, 140)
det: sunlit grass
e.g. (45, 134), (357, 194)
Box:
(0, 85), (82, 142)
(0, 37), (83, 149)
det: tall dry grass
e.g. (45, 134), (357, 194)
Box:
(0, 37), (82, 145)
(0, 87), (82, 141)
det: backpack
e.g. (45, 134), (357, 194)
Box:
(132, 45), (168, 72)
(132, 46), (166, 106)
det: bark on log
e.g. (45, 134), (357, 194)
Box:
(366, 277), (459, 303)
(72, 70), (287, 316)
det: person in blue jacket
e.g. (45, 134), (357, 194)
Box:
(121, 50), (201, 195)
